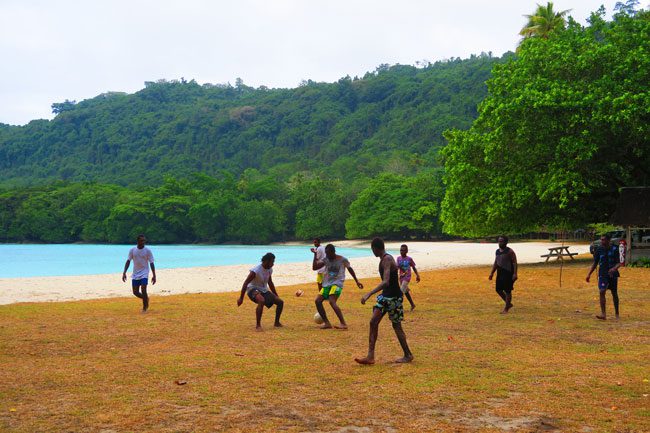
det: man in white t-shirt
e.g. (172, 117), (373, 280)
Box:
(237, 252), (284, 331)
(312, 244), (363, 329)
(310, 238), (327, 292)
(122, 234), (156, 312)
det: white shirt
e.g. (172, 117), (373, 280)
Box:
(247, 263), (272, 293)
(315, 245), (326, 274)
(128, 246), (154, 280)
(322, 256), (350, 288)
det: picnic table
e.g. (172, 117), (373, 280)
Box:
(540, 246), (579, 262)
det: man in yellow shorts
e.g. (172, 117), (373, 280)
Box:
(312, 244), (363, 329)
(310, 238), (326, 293)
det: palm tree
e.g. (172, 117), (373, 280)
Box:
(519, 2), (571, 38)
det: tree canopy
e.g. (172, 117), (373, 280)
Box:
(441, 6), (650, 237)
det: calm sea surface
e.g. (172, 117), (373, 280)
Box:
(0, 244), (373, 278)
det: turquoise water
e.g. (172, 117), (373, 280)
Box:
(0, 244), (373, 278)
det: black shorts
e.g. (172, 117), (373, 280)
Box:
(496, 270), (514, 292)
(247, 289), (275, 308)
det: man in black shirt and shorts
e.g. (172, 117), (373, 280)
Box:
(489, 235), (518, 314)
(355, 237), (413, 365)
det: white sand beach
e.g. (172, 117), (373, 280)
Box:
(0, 241), (589, 305)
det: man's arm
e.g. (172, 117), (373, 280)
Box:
(150, 262), (156, 285)
(411, 262), (421, 283)
(510, 250), (518, 282)
(361, 256), (392, 304)
(586, 258), (598, 282)
(268, 274), (277, 295)
(489, 258), (498, 280)
(312, 251), (325, 271)
(238, 271), (256, 306)
(122, 260), (131, 282)
(346, 266), (364, 289)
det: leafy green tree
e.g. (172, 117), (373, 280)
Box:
(346, 171), (445, 239)
(442, 7), (650, 237)
(225, 199), (285, 244)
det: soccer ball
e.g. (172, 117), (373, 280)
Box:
(313, 312), (324, 324)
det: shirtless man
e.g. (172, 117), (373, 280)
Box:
(355, 238), (413, 364)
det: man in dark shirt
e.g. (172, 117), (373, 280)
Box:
(488, 235), (518, 314)
(586, 234), (622, 320)
(355, 237), (413, 365)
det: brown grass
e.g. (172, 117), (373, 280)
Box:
(1, 258), (648, 432)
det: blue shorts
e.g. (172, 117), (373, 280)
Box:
(598, 276), (618, 293)
(132, 278), (148, 288)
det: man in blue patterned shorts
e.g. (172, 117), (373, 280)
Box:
(355, 237), (413, 365)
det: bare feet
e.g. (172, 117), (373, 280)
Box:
(394, 355), (414, 363)
(334, 324), (348, 330)
(319, 323), (333, 329)
(410, 304), (416, 311)
(506, 303), (513, 312)
(596, 315), (606, 320)
(354, 357), (375, 365)
(274, 322), (283, 328)
(500, 308), (508, 314)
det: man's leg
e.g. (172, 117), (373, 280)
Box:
(496, 286), (508, 313)
(253, 293), (266, 330)
(404, 291), (415, 311)
(315, 294), (332, 329)
(272, 295), (284, 327)
(355, 308), (384, 365)
(611, 288), (620, 319)
(391, 321), (413, 363)
(401, 281), (415, 311)
(504, 290), (513, 312)
(140, 285), (149, 312)
(597, 291), (607, 320)
(328, 294), (347, 329)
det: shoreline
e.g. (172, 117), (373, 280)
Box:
(0, 241), (589, 305)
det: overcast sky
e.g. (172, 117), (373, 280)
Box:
(0, 0), (620, 125)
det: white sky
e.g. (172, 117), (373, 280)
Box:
(0, 0), (620, 125)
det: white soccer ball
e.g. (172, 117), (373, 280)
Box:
(313, 312), (324, 324)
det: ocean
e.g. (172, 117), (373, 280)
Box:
(0, 244), (373, 278)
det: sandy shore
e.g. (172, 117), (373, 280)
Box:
(0, 241), (589, 305)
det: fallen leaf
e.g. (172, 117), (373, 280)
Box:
(643, 379), (649, 383)
(611, 406), (618, 410)
(174, 380), (187, 385)
(9, 408), (16, 412)
(447, 336), (454, 341)
(616, 381), (622, 386)
(235, 353), (245, 357)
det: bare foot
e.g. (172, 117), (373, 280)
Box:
(596, 315), (606, 320)
(334, 324), (348, 330)
(394, 355), (414, 363)
(354, 357), (375, 365)
(410, 305), (416, 311)
(274, 322), (283, 328)
(506, 303), (513, 312)
(615, 315), (620, 320)
(500, 308), (508, 314)
(255, 326), (263, 331)
(319, 323), (333, 329)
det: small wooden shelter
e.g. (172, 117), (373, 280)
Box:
(610, 187), (650, 263)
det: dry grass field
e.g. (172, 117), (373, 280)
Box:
(1, 258), (648, 432)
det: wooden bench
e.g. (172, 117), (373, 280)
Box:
(541, 246), (579, 262)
